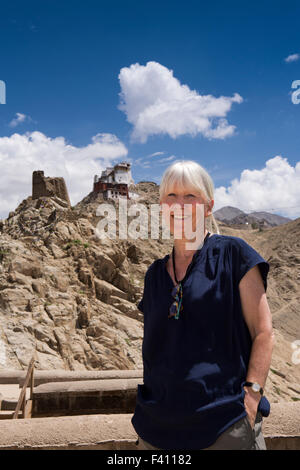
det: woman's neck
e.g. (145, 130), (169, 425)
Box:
(173, 229), (209, 262)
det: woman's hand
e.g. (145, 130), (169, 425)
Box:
(243, 386), (260, 429)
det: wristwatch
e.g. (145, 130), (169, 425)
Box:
(244, 381), (264, 395)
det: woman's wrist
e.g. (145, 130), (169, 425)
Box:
(243, 385), (261, 403)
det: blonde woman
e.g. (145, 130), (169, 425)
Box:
(132, 160), (273, 450)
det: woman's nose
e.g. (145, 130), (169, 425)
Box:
(173, 196), (185, 206)
(170, 199), (185, 211)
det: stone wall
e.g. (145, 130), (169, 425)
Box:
(0, 370), (299, 450)
(32, 378), (140, 417)
(0, 404), (299, 450)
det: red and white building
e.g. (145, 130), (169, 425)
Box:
(93, 162), (139, 200)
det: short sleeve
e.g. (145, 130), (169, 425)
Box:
(231, 237), (270, 292)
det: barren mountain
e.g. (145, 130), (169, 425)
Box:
(214, 206), (292, 227)
(213, 206), (245, 221)
(0, 182), (299, 405)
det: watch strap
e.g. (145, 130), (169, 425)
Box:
(244, 381), (264, 395)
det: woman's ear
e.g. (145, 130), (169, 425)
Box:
(206, 199), (214, 217)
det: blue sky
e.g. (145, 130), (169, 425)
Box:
(0, 0), (300, 219)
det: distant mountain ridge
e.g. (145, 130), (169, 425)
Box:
(213, 206), (292, 227)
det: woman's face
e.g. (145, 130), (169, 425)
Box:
(160, 183), (213, 240)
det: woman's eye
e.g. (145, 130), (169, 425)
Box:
(166, 193), (195, 198)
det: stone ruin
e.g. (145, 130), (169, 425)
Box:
(32, 170), (71, 206)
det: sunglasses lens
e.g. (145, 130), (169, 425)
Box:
(169, 283), (183, 318)
(169, 303), (177, 315)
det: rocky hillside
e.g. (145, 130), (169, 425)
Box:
(0, 183), (299, 405)
(0, 184), (172, 372)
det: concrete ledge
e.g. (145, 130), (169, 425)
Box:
(0, 369), (143, 386)
(26, 369), (143, 387)
(0, 414), (137, 450)
(33, 378), (141, 394)
(0, 371), (23, 385)
(0, 403), (299, 449)
(265, 436), (300, 450)
(32, 378), (141, 417)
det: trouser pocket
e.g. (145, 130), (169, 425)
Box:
(204, 416), (255, 450)
(244, 415), (256, 441)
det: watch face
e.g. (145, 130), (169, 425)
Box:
(252, 383), (260, 392)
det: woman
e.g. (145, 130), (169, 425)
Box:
(132, 160), (274, 450)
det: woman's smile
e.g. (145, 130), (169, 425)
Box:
(172, 214), (191, 219)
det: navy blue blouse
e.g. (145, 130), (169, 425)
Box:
(131, 234), (271, 450)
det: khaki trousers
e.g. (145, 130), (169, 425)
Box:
(136, 412), (266, 450)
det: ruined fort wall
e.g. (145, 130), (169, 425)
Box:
(32, 171), (71, 206)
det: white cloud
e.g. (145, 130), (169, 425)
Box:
(158, 155), (176, 163)
(118, 61), (243, 143)
(214, 156), (300, 219)
(9, 112), (30, 127)
(284, 53), (300, 63)
(134, 151), (166, 168)
(0, 131), (128, 219)
(134, 152), (175, 169)
(134, 157), (151, 169)
(148, 151), (165, 157)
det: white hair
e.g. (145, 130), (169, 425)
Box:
(159, 160), (220, 234)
